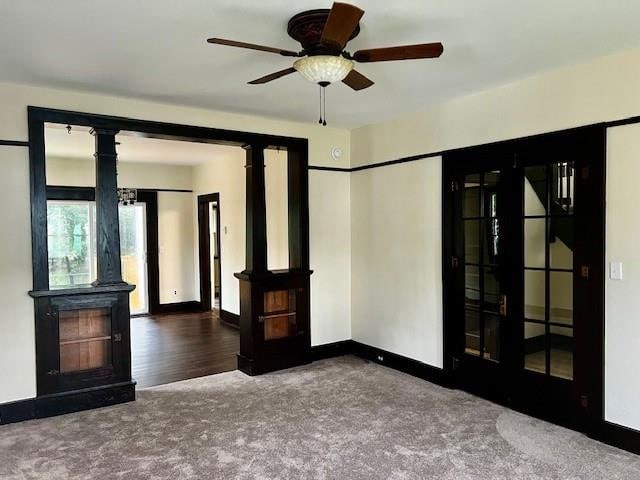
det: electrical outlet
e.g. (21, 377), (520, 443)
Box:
(173, 290), (177, 295)
(377, 355), (384, 362)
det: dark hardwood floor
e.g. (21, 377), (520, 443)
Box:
(131, 310), (239, 388)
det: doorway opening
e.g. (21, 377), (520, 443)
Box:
(198, 193), (222, 313)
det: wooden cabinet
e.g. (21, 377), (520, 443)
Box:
(30, 285), (135, 415)
(235, 270), (311, 375)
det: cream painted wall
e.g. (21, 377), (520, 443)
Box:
(349, 47), (640, 433)
(352, 47), (640, 168)
(605, 124), (640, 432)
(309, 170), (352, 346)
(46, 156), (193, 190)
(158, 192), (196, 304)
(350, 158), (442, 367)
(0, 82), (351, 403)
(0, 147), (35, 403)
(265, 149), (289, 271)
(191, 147), (246, 316)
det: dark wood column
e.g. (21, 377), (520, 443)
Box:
(91, 128), (125, 286)
(242, 144), (268, 275)
(287, 147), (310, 270)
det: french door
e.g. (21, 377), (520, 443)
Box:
(443, 127), (605, 431)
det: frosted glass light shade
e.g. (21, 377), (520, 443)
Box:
(293, 55), (354, 84)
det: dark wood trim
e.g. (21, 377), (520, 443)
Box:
(37, 381), (135, 419)
(308, 165), (351, 172)
(47, 185), (95, 201)
(310, 114), (640, 175)
(153, 301), (202, 314)
(92, 128), (125, 286)
(599, 421), (640, 455)
(351, 341), (451, 387)
(220, 309), (240, 328)
(0, 398), (36, 424)
(138, 191), (160, 314)
(0, 381), (135, 425)
(198, 193), (221, 313)
(288, 147), (310, 270)
(28, 106), (307, 150)
(0, 139), (30, 147)
(28, 110), (48, 290)
(243, 144), (268, 274)
(311, 339), (354, 360)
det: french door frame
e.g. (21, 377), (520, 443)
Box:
(443, 126), (606, 434)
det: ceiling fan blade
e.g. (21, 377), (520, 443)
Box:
(248, 67), (297, 85)
(320, 2), (364, 50)
(342, 70), (374, 91)
(207, 38), (300, 57)
(353, 42), (444, 62)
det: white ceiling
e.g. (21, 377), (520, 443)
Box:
(3, 1), (640, 128)
(45, 124), (239, 165)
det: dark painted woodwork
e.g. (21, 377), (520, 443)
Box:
(198, 193), (221, 312)
(153, 301), (202, 314)
(92, 128), (125, 286)
(28, 111), (49, 290)
(287, 147), (310, 270)
(131, 311), (238, 388)
(220, 309), (240, 328)
(27, 106), (307, 151)
(35, 381), (135, 419)
(137, 191), (160, 314)
(310, 339), (354, 361)
(351, 341), (450, 388)
(235, 269), (312, 375)
(243, 145), (268, 274)
(29, 285), (134, 396)
(0, 382), (135, 424)
(0, 139), (30, 147)
(442, 126), (606, 434)
(28, 106), (309, 419)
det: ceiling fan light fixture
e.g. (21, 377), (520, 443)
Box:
(293, 55), (354, 85)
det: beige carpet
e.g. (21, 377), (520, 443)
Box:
(1, 356), (638, 479)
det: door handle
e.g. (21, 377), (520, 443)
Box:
(499, 294), (508, 317)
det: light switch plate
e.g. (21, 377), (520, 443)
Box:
(610, 262), (623, 280)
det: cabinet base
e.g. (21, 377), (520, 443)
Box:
(0, 381), (136, 425)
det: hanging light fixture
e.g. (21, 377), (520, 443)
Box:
(293, 55), (354, 84)
(293, 55), (354, 126)
(117, 188), (137, 206)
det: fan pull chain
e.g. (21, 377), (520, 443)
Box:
(322, 86), (327, 126)
(318, 85), (323, 125)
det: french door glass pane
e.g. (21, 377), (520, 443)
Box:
(524, 218), (546, 268)
(464, 220), (480, 264)
(549, 217), (574, 269)
(465, 310), (481, 356)
(484, 314), (500, 361)
(524, 165), (547, 216)
(550, 271), (573, 326)
(524, 320), (546, 374)
(463, 173), (481, 218)
(550, 326), (574, 380)
(465, 265), (480, 309)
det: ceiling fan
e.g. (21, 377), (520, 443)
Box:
(207, 2), (443, 124)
